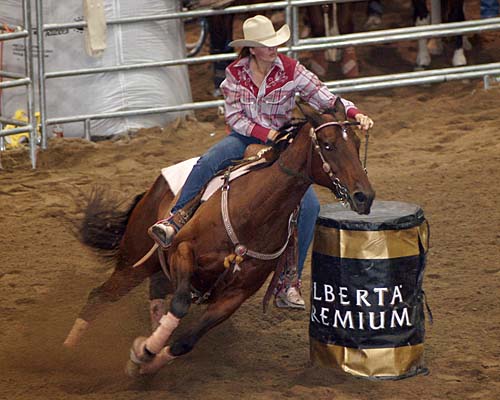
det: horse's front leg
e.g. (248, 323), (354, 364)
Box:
(135, 287), (248, 376)
(449, 1), (467, 66)
(413, 0), (432, 69)
(126, 242), (194, 376)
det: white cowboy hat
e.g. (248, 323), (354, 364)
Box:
(229, 15), (290, 48)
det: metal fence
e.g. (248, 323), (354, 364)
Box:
(2, 0), (500, 168)
(0, 0), (36, 168)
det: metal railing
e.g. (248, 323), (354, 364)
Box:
(3, 0), (500, 168)
(0, 0), (36, 168)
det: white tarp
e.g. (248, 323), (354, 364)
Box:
(0, 0), (192, 137)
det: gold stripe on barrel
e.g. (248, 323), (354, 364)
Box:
(314, 224), (427, 259)
(310, 338), (424, 378)
(418, 222), (429, 253)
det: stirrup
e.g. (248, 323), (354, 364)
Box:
(148, 209), (190, 249)
(148, 217), (179, 249)
(274, 287), (305, 310)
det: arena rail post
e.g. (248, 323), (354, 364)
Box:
(0, 0), (37, 168)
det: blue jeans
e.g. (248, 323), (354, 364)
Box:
(172, 131), (320, 275)
(297, 186), (320, 277)
(481, 0), (499, 18)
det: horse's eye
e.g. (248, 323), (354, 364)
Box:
(323, 142), (334, 151)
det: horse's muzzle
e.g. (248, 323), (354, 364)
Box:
(351, 190), (375, 215)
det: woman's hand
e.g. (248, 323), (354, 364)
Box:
(354, 113), (374, 130)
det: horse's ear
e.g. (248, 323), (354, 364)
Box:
(328, 97), (347, 121)
(297, 101), (322, 127)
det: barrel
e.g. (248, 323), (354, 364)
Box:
(309, 200), (430, 380)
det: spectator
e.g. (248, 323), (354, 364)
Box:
(481, 0), (499, 18)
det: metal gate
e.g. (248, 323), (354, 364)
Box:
(0, 0), (36, 168)
(2, 0), (500, 168)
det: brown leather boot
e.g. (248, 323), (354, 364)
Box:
(148, 210), (189, 249)
(148, 191), (204, 249)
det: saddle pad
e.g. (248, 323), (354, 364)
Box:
(161, 157), (199, 196)
(161, 157), (267, 203)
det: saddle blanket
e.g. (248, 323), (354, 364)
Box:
(161, 156), (267, 203)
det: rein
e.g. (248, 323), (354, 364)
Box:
(278, 158), (313, 184)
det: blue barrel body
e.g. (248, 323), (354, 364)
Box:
(310, 200), (429, 379)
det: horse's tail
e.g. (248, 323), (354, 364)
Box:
(79, 187), (144, 255)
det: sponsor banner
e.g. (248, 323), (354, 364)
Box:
(309, 253), (426, 349)
(309, 200), (429, 379)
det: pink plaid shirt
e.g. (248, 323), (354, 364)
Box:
(220, 54), (360, 142)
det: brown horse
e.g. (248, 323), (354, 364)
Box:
(63, 99), (375, 375)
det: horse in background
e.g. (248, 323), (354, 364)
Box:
(305, 0), (468, 77)
(305, 2), (359, 78)
(412, 0), (468, 68)
(63, 100), (375, 376)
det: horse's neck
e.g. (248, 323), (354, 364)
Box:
(279, 126), (312, 176)
(250, 128), (313, 215)
(221, 130), (313, 251)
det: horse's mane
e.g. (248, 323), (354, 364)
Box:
(273, 118), (308, 149)
(228, 119), (307, 176)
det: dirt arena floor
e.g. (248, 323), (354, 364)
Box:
(1, 1), (500, 399)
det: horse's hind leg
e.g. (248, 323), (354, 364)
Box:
(127, 242), (195, 376)
(337, 2), (358, 78)
(64, 259), (160, 347)
(305, 6), (328, 77)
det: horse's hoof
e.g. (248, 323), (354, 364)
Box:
(139, 346), (175, 375)
(341, 47), (359, 79)
(452, 48), (467, 67)
(130, 336), (155, 364)
(309, 59), (327, 78)
(427, 38), (443, 56)
(125, 359), (142, 378)
(63, 318), (89, 348)
(415, 53), (431, 69)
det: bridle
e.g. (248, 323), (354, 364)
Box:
(279, 120), (362, 206)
